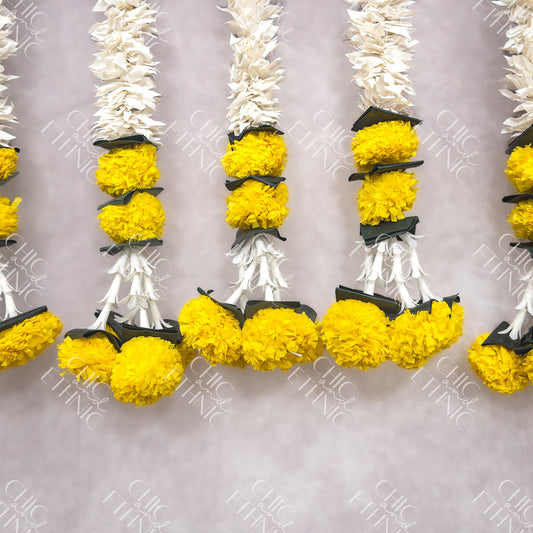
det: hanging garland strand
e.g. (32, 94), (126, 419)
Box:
(179, 0), (323, 372)
(57, 0), (194, 406)
(0, 1), (62, 372)
(468, 0), (533, 394)
(321, 0), (464, 371)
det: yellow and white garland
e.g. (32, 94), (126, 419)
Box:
(321, 0), (464, 371)
(179, 0), (323, 372)
(468, 0), (533, 394)
(57, 0), (192, 406)
(0, 0), (62, 372)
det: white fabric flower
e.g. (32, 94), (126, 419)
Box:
(223, 0), (285, 136)
(91, 0), (164, 142)
(345, 0), (417, 113)
(0, 3), (18, 144)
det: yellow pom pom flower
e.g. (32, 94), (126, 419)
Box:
(508, 200), (533, 241)
(0, 312), (62, 371)
(321, 300), (389, 369)
(523, 353), (533, 382)
(506, 145), (533, 193)
(110, 336), (185, 406)
(430, 301), (464, 352)
(226, 181), (289, 229)
(58, 334), (117, 384)
(99, 191), (165, 244)
(222, 131), (287, 178)
(0, 148), (17, 181)
(179, 295), (242, 366)
(0, 196), (21, 238)
(351, 121), (419, 171)
(357, 171), (417, 225)
(96, 143), (160, 197)
(389, 309), (440, 369)
(242, 308), (323, 371)
(468, 334), (529, 394)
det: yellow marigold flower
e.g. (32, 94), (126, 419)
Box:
(508, 200), (533, 241)
(351, 121), (419, 171)
(58, 334), (117, 384)
(222, 131), (287, 178)
(468, 334), (529, 394)
(430, 301), (464, 352)
(389, 309), (439, 369)
(110, 336), (185, 406)
(357, 171), (417, 225)
(96, 143), (160, 196)
(99, 191), (165, 244)
(322, 299), (389, 369)
(242, 308), (323, 371)
(0, 312), (62, 370)
(523, 353), (533, 382)
(178, 295), (242, 366)
(226, 181), (289, 229)
(0, 196), (21, 238)
(0, 148), (17, 181)
(506, 145), (533, 193)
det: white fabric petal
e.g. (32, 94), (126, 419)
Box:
(345, 0), (417, 113)
(0, 3), (18, 144)
(90, 0), (164, 142)
(223, 0), (284, 136)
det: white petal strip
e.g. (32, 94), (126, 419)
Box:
(0, 2), (18, 144)
(499, 266), (533, 340)
(345, 0), (417, 113)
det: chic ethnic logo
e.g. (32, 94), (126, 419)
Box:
(349, 480), (419, 532)
(41, 110), (100, 184)
(410, 356), (480, 429)
(12, 0), (48, 60)
(473, 480), (533, 532)
(418, 109), (480, 184)
(287, 356), (357, 429)
(0, 480), (48, 532)
(103, 480), (171, 532)
(0, 234), (48, 307)
(287, 110), (353, 183)
(164, 110), (227, 183)
(226, 480), (295, 533)
(41, 366), (109, 431)
(473, 0), (527, 35)
(472, 233), (533, 298)
(175, 356), (233, 428)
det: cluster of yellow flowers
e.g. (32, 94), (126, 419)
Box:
(0, 149), (20, 238)
(179, 295), (323, 371)
(223, 131), (289, 230)
(352, 120), (419, 226)
(96, 143), (165, 243)
(58, 332), (195, 406)
(322, 299), (464, 371)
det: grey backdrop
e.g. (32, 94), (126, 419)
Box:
(0, 1), (531, 532)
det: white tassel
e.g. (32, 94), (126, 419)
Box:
(403, 233), (436, 302)
(364, 240), (388, 295)
(0, 263), (19, 319)
(499, 266), (533, 339)
(389, 241), (417, 309)
(355, 243), (376, 282)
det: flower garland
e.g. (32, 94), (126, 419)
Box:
(0, 1), (62, 371)
(321, 0), (464, 371)
(57, 0), (194, 406)
(179, 0), (323, 371)
(468, 0), (533, 394)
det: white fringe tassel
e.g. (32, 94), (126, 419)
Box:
(0, 263), (20, 320)
(89, 249), (169, 331)
(225, 234), (289, 307)
(499, 266), (533, 340)
(403, 233), (436, 303)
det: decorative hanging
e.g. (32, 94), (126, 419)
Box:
(468, 0), (533, 394)
(0, 1), (62, 372)
(179, 0), (323, 371)
(321, 0), (464, 371)
(57, 0), (194, 406)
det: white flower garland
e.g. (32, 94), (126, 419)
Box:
(0, 2), (17, 144)
(222, 0), (284, 136)
(345, 0), (417, 113)
(90, 0), (164, 142)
